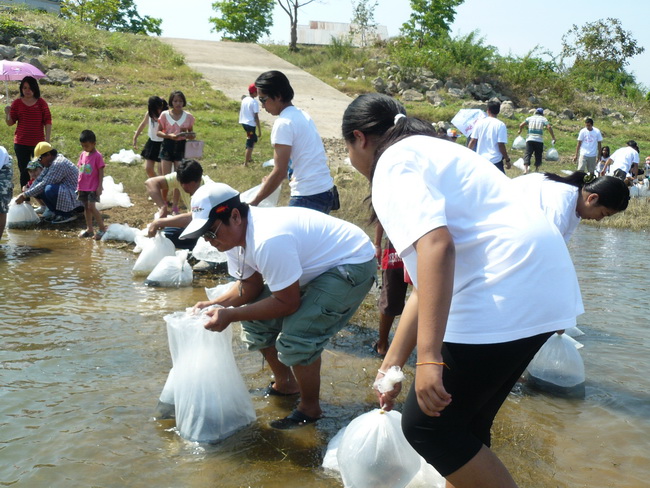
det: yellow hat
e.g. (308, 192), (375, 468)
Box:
(32, 141), (53, 160)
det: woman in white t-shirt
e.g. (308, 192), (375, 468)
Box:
(249, 70), (336, 213)
(342, 93), (583, 488)
(514, 171), (629, 243)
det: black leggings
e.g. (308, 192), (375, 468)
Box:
(14, 143), (35, 189)
(401, 332), (552, 477)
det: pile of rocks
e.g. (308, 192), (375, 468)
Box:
(0, 29), (86, 87)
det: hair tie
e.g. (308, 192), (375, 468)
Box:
(583, 174), (596, 184)
(394, 113), (406, 125)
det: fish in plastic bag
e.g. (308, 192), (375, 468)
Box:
(525, 332), (585, 398)
(145, 250), (193, 287)
(101, 223), (140, 242)
(161, 309), (256, 442)
(205, 281), (237, 301)
(96, 176), (133, 210)
(239, 183), (282, 208)
(325, 408), (445, 488)
(7, 199), (40, 229)
(512, 135), (526, 150)
(191, 233), (227, 263)
(132, 232), (176, 275)
(513, 157), (526, 172)
(545, 146), (559, 161)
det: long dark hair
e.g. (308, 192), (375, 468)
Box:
(544, 171), (630, 211)
(20, 76), (41, 98)
(147, 96), (167, 120)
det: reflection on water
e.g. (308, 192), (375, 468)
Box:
(1, 225), (649, 487)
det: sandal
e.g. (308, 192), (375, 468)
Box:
(78, 230), (93, 238)
(263, 382), (300, 397)
(269, 409), (321, 430)
(93, 230), (106, 241)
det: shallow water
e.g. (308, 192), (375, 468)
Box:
(1, 225), (648, 487)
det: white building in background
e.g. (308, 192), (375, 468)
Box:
(297, 21), (389, 46)
(0, 0), (61, 13)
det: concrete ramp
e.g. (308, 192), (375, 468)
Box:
(160, 38), (352, 139)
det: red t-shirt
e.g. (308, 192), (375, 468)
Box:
(9, 97), (52, 146)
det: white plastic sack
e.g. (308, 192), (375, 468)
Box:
(205, 281), (237, 301)
(6, 199), (40, 228)
(132, 232), (176, 275)
(162, 309), (256, 442)
(154, 367), (176, 419)
(513, 157), (526, 172)
(110, 148), (142, 165)
(323, 420), (445, 488)
(145, 250), (193, 287)
(563, 326), (584, 338)
(101, 223), (140, 242)
(512, 135), (526, 150)
(545, 147), (559, 161)
(526, 333), (585, 398)
(262, 158), (275, 168)
(337, 409), (423, 488)
(96, 176), (133, 210)
(191, 234), (227, 263)
(240, 183), (282, 208)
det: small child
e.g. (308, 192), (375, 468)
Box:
(595, 145), (610, 176)
(24, 160), (46, 214)
(76, 130), (106, 240)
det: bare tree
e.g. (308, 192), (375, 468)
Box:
(277, 0), (318, 51)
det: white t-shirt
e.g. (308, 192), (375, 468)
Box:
(147, 116), (163, 142)
(226, 206), (374, 291)
(271, 106), (333, 196)
(470, 116), (507, 164)
(525, 114), (549, 142)
(372, 135), (583, 344)
(512, 173), (581, 243)
(239, 96), (259, 127)
(610, 146), (639, 174)
(577, 127), (603, 157)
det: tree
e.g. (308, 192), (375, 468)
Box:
(561, 18), (645, 72)
(401, 0), (464, 48)
(277, 0), (318, 51)
(350, 0), (378, 48)
(61, 0), (162, 35)
(210, 0), (275, 43)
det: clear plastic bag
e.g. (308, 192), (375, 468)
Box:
(191, 234), (227, 263)
(101, 223), (140, 242)
(512, 135), (526, 150)
(145, 250), (193, 287)
(545, 146), (559, 161)
(162, 309), (256, 442)
(96, 176), (133, 210)
(239, 183), (282, 208)
(526, 333), (585, 398)
(205, 281), (236, 301)
(513, 157), (526, 172)
(337, 409), (422, 488)
(7, 199), (40, 228)
(132, 232), (176, 275)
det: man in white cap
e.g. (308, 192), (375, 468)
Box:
(14, 141), (82, 223)
(184, 183), (376, 429)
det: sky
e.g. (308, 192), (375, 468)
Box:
(134, 0), (650, 88)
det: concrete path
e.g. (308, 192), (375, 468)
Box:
(160, 38), (352, 139)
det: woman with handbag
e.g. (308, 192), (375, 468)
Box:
(157, 90), (196, 214)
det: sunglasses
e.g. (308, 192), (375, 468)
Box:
(259, 95), (269, 104)
(202, 221), (222, 240)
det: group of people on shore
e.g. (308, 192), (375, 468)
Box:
(1, 68), (635, 487)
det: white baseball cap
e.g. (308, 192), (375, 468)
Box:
(179, 183), (240, 240)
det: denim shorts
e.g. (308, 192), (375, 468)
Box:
(76, 190), (100, 203)
(242, 124), (258, 149)
(289, 187), (335, 214)
(240, 259), (376, 366)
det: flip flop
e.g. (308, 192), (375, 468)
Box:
(269, 409), (321, 430)
(263, 382), (299, 397)
(371, 341), (387, 359)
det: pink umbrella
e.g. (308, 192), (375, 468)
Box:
(0, 60), (46, 101)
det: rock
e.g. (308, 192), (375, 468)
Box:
(425, 91), (446, 107)
(426, 79), (444, 91)
(0, 44), (16, 59)
(560, 108), (574, 120)
(10, 37), (29, 46)
(397, 80), (410, 92)
(42, 68), (72, 86)
(465, 82), (497, 101)
(76, 52), (88, 61)
(528, 95), (539, 105)
(401, 89), (424, 102)
(462, 100), (488, 111)
(500, 100), (516, 118)
(52, 48), (74, 59)
(447, 87), (466, 98)
(372, 77), (386, 93)
(15, 44), (42, 56)
(445, 79), (462, 90)
(385, 81), (398, 95)
(436, 121), (452, 131)
(608, 112), (624, 120)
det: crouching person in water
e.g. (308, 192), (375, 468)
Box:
(184, 183), (376, 429)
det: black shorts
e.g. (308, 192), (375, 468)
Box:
(141, 139), (162, 162)
(159, 139), (186, 162)
(242, 124), (258, 149)
(401, 332), (552, 477)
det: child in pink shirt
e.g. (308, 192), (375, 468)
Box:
(76, 129), (106, 240)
